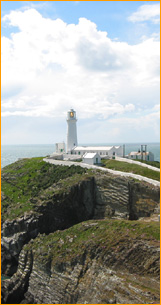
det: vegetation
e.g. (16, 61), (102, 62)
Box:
(134, 159), (160, 169)
(1, 157), (88, 220)
(102, 159), (160, 181)
(24, 218), (160, 265)
(2, 157), (160, 221)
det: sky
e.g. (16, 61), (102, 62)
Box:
(1, 1), (160, 145)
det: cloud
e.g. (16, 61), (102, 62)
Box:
(128, 4), (160, 24)
(1, 8), (160, 126)
(108, 105), (160, 140)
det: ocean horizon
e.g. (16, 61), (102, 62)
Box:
(1, 142), (160, 168)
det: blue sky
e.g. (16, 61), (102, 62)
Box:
(1, 1), (160, 145)
(2, 1), (160, 43)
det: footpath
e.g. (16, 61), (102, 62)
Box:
(43, 158), (160, 187)
(115, 157), (160, 172)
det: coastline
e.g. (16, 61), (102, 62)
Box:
(1, 142), (160, 168)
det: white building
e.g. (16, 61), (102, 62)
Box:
(83, 153), (101, 165)
(128, 151), (154, 161)
(66, 109), (78, 153)
(72, 145), (123, 158)
(65, 108), (123, 158)
(55, 142), (66, 154)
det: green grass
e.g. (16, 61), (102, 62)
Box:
(1, 157), (88, 220)
(134, 159), (160, 169)
(102, 159), (160, 181)
(2, 157), (160, 221)
(24, 218), (160, 266)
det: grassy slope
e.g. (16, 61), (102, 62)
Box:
(2, 158), (160, 301)
(102, 159), (160, 181)
(24, 218), (160, 265)
(24, 218), (160, 304)
(134, 159), (160, 169)
(1, 157), (88, 221)
(2, 157), (160, 221)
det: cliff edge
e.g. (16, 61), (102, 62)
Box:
(1, 157), (160, 304)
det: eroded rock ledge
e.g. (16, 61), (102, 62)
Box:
(2, 219), (160, 304)
(1, 159), (160, 304)
(2, 172), (159, 277)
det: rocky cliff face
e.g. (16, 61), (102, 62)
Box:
(1, 176), (96, 275)
(2, 249), (33, 304)
(1, 159), (160, 304)
(1, 170), (159, 277)
(2, 219), (160, 304)
(94, 174), (160, 220)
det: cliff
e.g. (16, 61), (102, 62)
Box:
(1, 157), (160, 304)
(2, 219), (160, 304)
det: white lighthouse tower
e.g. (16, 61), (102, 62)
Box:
(67, 109), (78, 153)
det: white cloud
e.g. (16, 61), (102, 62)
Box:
(1, 7), (160, 130)
(152, 104), (160, 112)
(128, 4), (160, 24)
(109, 110), (160, 127)
(108, 106), (160, 140)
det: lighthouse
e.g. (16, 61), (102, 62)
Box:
(67, 109), (78, 153)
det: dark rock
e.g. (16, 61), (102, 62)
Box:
(1, 249), (33, 304)
(1, 173), (160, 277)
(1, 161), (160, 304)
(2, 220), (160, 304)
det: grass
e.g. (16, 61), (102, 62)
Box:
(1, 157), (89, 221)
(102, 159), (160, 181)
(23, 218), (160, 303)
(24, 218), (160, 266)
(134, 159), (160, 169)
(2, 157), (160, 221)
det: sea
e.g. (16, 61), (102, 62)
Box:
(1, 143), (160, 168)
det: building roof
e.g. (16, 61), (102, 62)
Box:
(129, 151), (153, 156)
(129, 152), (139, 155)
(83, 153), (98, 159)
(73, 146), (120, 151)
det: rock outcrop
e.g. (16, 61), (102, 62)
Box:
(2, 170), (160, 277)
(2, 219), (160, 304)
(1, 176), (95, 275)
(1, 158), (160, 304)
(94, 174), (160, 220)
(2, 249), (33, 304)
